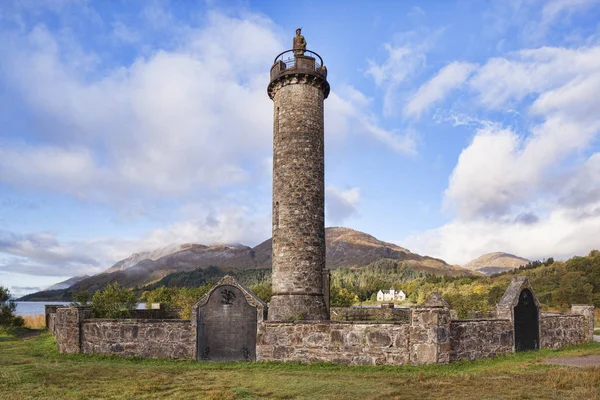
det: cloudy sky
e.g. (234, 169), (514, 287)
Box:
(2, 0), (600, 296)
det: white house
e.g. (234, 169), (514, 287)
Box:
(376, 288), (407, 302)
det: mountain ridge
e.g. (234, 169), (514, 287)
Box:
(20, 227), (474, 300)
(463, 252), (530, 275)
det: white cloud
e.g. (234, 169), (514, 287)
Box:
(448, 46), (600, 221)
(404, 62), (477, 119)
(112, 21), (140, 44)
(404, 207), (600, 265)
(540, 0), (599, 30)
(326, 84), (417, 155)
(409, 43), (600, 263)
(0, 13), (280, 200)
(364, 29), (442, 117)
(469, 46), (600, 109)
(325, 186), (360, 225)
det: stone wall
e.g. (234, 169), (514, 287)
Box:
(540, 313), (587, 349)
(450, 319), (513, 361)
(54, 306), (91, 354)
(81, 319), (194, 359)
(330, 307), (410, 322)
(257, 321), (410, 365)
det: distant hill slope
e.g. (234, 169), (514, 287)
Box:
(20, 227), (473, 300)
(463, 252), (530, 275)
(45, 275), (89, 291)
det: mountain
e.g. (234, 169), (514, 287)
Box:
(45, 275), (90, 291)
(463, 252), (530, 275)
(20, 227), (473, 300)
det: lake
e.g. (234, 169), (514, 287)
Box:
(14, 302), (147, 316)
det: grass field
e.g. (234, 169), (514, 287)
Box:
(1, 328), (600, 400)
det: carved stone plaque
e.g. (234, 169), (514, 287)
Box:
(196, 285), (257, 361)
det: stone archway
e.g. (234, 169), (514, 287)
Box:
(514, 288), (539, 351)
(196, 284), (259, 361)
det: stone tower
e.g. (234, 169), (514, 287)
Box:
(267, 30), (330, 320)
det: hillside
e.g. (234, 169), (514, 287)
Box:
(20, 227), (472, 301)
(45, 275), (90, 291)
(463, 252), (530, 275)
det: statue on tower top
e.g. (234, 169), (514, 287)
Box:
(293, 28), (306, 56)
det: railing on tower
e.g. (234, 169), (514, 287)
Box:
(270, 49), (327, 82)
(273, 49), (323, 70)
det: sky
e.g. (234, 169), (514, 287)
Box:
(1, 0), (600, 297)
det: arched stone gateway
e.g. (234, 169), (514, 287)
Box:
(191, 276), (267, 362)
(496, 276), (541, 352)
(514, 288), (539, 351)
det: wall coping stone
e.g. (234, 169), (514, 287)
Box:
(451, 319), (510, 323)
(540, 313), (582, 318)
(83, 319), (190, 323)
(261, 320), (409, 325)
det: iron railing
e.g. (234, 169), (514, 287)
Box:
(273, 49), (323, 71)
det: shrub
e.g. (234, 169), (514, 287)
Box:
(91, 283), (137, 318)
(142, 284), (213, 319)
(0, 286), (24, 327)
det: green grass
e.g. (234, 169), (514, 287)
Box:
(1, 329), (600, 399)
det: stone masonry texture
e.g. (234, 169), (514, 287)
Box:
(269, 58), (330, 321)
(82, 320), (195, 359)
(409, 306), (451, 365)
(540, 314), (587, 349)
(256, 321), (411, 366)
(450, 319), (513, 361)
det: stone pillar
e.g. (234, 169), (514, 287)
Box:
(267, 42), (330, 321)
(409, 293), (451, 365)
(44, 305), (60, 335)
(55, 306), (92, 354)
(571, 304), (595, 342)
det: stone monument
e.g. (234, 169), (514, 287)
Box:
(267, 30), (330, 320)
(293, 28), (306, 56)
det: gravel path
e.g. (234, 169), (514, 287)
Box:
(542, 336), (600, 367)
(544, 354), (600, 367)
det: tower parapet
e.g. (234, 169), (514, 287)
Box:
(268, 31), (329, 321)
(268, 49), (329, 100)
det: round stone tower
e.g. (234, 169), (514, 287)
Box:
(267, 30), (330, 321)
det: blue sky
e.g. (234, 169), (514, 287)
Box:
(2, 0), (600, 296)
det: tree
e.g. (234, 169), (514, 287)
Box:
(487, 285), (506, 306)
(249, 283), (272, 303)
(0, 286), (24, 327)
(552, 271), (593, 309)
(91, 283), (137, 318)
(143, 286), (174, 309)
(330, 287), (357, 307)
(70, 288), (90, 306)
(172, 284), (212, 319)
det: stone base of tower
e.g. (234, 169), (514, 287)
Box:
(268, 294), (329, 321)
